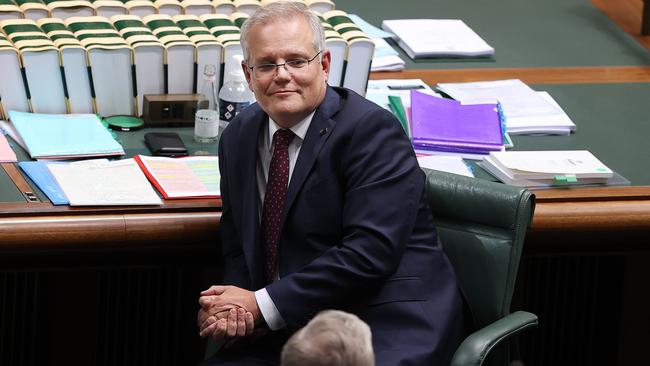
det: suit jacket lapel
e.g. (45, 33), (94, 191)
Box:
(283, 87), (340, 220)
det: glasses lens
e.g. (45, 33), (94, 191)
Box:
(254, 65), (276, 80)
(253, 51), (320, 80)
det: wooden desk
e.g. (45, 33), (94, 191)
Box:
(371, 65), (650, 364)
(2, 185), (648, 249)
(0, 198), (222, 366)
(641, 0), (650, 36)
(0, 128), (222, 365)
(2, 0), (649, 363)
(0, 200), (219, 250)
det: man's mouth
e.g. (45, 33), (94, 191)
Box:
(273, 89), (297, 95)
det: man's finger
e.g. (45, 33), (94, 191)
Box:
(197, 307), (222, 328)
(211, 318), (228, 342)
(199, 309), (232, 333)
(244, 312), (254, 336)
(198, 295), (218, 308)
(197, 309), (206, 328)
(200, 285), (228, 296)
(199, 317), (220, 338)
(236, 308), (246, 337)
(226, 309), (237, 337)
(198, 310), (215, 329)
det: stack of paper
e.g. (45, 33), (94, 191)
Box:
(437, 79), (576, 135)
(482, 150), (614, 187)
(381, 19), (494, 59)
(371, 37), (405, 72)
(410, 90), (504, 158)
(7, 111), (124, 159)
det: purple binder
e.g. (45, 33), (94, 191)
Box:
(410, 90), (503, 154)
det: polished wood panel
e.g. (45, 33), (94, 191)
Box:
(533, 199), (650, 231)
(645, 0), (650, 35)
(592, 0), (650, 46)
(533, 185), (650, 201)
(0, 200), (220, 249)
(370, 66), (650, 85)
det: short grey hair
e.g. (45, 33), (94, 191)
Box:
(281, 310), (374, 366)
(240, 1), (325, 63)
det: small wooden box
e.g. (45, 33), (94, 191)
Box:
(142, 94), (201, 127)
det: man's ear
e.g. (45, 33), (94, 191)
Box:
(242, 60), (254, 89)
(320, 49), (331, 82)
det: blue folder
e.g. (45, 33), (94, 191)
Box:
(18, 161), (69, 205)
(8, 111), (124, 159)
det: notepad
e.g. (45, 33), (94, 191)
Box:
(134, 155), (220, 199)
(7, 111), (125, 159)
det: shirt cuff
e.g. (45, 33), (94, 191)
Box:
(254, 288), (286, 331)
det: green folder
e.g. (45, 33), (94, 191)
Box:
(388, 95), (409, 137)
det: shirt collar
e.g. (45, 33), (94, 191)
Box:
(267, 111), (315, 151)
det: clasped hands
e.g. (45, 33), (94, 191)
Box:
(197, 285), (261, 342)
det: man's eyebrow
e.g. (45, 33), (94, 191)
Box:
(253, 52), (312, 64)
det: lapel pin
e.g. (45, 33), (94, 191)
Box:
(319, 128), (328, 136)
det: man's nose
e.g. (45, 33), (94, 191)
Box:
(274, 63), (292, 80)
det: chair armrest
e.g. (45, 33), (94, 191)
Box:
(450, 311), (538, 366)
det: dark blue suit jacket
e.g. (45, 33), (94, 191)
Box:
(216, 86), (463, 366)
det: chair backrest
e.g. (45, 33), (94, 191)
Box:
(423, 169), (535, 334)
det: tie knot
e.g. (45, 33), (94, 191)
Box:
(273, 129), (295, 149)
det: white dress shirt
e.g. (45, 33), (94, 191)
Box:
(254, 111), (314, 330)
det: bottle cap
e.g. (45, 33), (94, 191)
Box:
(229, 55), (246, 82)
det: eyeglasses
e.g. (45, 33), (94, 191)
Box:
(248, 51), (322, 80)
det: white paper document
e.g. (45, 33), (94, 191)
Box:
(417, 155), (474, 177)
(437, 79), (576, 135)
(371, 38), (405, 72)
(47, 158), (162, 206)
(365, 79), (439, 111)
(381, 19), (494, 59)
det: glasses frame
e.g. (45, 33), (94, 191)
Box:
(247, 50), (323, 80)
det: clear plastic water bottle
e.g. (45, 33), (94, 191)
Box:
(194, 64), (219, 146)
(218, 55), (255, 136)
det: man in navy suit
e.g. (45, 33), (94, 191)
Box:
(198, 2), (463, 365)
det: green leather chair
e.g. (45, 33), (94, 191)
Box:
(423, 169), (538, 366)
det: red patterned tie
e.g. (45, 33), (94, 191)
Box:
(261, 129), (295, 284)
